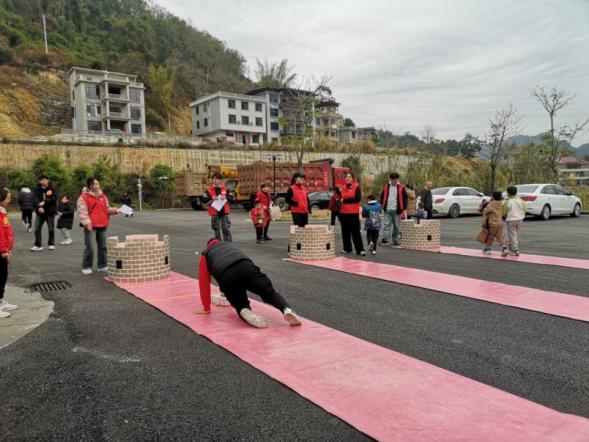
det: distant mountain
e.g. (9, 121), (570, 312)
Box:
(575, 143), (589, 159)
(506, 134), (573, 150)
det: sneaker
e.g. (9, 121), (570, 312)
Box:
(368, 242), (374, 252)
(82, 268), (93, 275)
(340, 250), (352, 254)
(359, 251), (366, 256)
(501, 247), (509, 257)
(512, 249), (520, 256)
(27, 226), (32, 232)
(30, 246), (44, 252)
(0, 310), (10, 318)
(371, 250), (377, 255)
(263, 237), (272, 241)
(239, 308), (268, 328)
(256, 240), (262, 244)
(0, 300), (18, 311)
(64, 238), (73, 245)
(97, 267), (108, 273)
(22, 221), (26, 228)
(379, 239), (389, 245)
(60, 240), (67, 245)
(48, 245), (55, 250)
(283, 307), (302, 326)
(482, 247), (491, 255)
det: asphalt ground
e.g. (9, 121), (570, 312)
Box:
(1, 210), (588, 440)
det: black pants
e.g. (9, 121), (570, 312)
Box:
(291, 213), (308, 227)
(0, 257), (7, 300)
(263, 222), (270, 239)
(218, 260), (288, 315)
(255, 227), (264, 241)
(330, 212), (339, 226)
(34, 214), (55, 247)
(21, 210), (33, 226)
(366, 230), (379, 250)
(426, 208), (433, 220)
(339, 213), (364, 254)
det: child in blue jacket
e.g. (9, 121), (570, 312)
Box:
(362, 195), (382, 255)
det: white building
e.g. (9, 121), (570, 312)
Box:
(68, 67), (146, 135)
(190, 92), (267, 145)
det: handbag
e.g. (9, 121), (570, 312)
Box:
(476, 228), (488, 244)
(269, 204), (282, 221)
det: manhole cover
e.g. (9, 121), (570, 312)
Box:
(29, 281), (72, 293)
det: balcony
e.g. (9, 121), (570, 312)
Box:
(101, 93), (129, 102)
(103, 111), (130, 120)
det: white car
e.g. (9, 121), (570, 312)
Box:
(512, 184), (582, 220)
(430, 187), (488, 218)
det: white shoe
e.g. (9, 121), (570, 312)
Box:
(283, 307), (302, 326)
(371, 250), (377, 255)
(0, 300), (18, 311)
(48, 245), (55, 250)
(60, 240), (67, 245)
(22, 221), (26, 227)
(64, 238), (72, 245)
(27, 227), (32, 232)
(0, 309), (10, 318)
(82, 268), (93, 275)
(97, 267), (108, 273)
(30, 246), (44, 252)
(239, 308), (268, 328)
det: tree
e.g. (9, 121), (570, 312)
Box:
(531, 86), (589, 179)
(341, 156), (363, 178)
(422, 125), (437, 145)
(32, 154), (68, 188)
(343, 118), (355, 128)
(458, 133), (482, 159)
(254, 58), (297, 88)
(484, 104), (523, 193)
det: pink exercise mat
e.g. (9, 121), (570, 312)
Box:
(113, 272), (589, 441)
(288, 257), (589, 323)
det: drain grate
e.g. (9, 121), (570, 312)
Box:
(29, 281), (72, 293)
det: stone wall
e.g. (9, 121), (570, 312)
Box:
(289, 225), (336, 261)
(0, 143), (410, 177)
(107, 234), (170, 283)
(400, 219), (441, 251)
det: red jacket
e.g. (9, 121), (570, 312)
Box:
(0, 208), (14, 255)
(198, 255), (213, 311)
(256, 190), (271, 218)
(207, 184), (231, 216)
(380, 183), (407, 213)
(289, 184), (309, 214)
(250, 206), (269, 227)
(81, 192), (111, 228)
(339, 182), (361, 215)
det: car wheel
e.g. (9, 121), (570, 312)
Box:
(571, 203), (581, 217)
(310, 203), (320, 211)
(540, 204), (551, 220)
(448, 204), (460, 218)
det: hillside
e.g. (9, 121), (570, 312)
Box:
(0, 0), (252, 136)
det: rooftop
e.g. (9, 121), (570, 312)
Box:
(190, 91), (266, 107)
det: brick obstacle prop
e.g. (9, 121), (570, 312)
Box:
(400, 219), (441, 251)
(289, 224), (336, 261)
(107, 234), (170, 283)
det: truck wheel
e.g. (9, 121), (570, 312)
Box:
(275, 197), (288, 211)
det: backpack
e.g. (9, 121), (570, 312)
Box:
(365, 207), (382, 230)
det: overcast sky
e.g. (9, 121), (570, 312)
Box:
(158, 0), (589, 145)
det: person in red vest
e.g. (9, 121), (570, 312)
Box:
(0, 188), (17, 318)
(285, 172), (311, 227)
(206, 173), (232, 242)
(255, 183), (272, 240)
(338, 172), (365, 256)
(250, 198), (269, 244)
(77, 178), (119, 275)
(379, 172), (408, 246)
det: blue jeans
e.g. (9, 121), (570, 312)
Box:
(83, 227), (108, 269)
(382, 211), (401, 244)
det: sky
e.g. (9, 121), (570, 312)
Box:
(157, 0), (589, 145)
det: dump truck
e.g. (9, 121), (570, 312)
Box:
(237, 159), (350, 210)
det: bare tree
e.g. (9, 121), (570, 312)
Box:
(484, 104), (523, 193)
(422, 125), (437, 145)
(530, 86), (585, 178)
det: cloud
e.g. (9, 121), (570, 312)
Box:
(157, 0), (589, 144)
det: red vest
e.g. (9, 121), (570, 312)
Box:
(207, 184), (231, 216)
(381, 183), (405, 212)
(82, 192), (110, 228)
(0, 210), (14, 254)
(340, 182), (360, 214)
(289, 185), (308, 214)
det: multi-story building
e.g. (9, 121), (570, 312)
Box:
(68, 67), (146, 135)
(559, 156), (589, 186)
(358, 127), (377, 141)
(314, 99), (343, 143)
(190, 92), (267, 145)
(339, 127), (358, 144)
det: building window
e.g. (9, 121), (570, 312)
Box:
(228, 99), (236, 109)
(72, 90), (75, 100)
(270, 108), (279, 117)
(271, 137), (279, 142)
(352, 132), (356, 138)
(195, 105), (199, 115)
(88, 121), (102, 132)
(241, 101), (249, 110)
(129, 89), (141, 103)
(71, 106), (75, 118)
(131, 107), (141, 120)
(241, 116), (249, 125)
(85, 84), (100, 99)
(255, 103), (263, 112)
(270, 92), (279, 104)
(252, 134), (260, 144)
(228, 115), (237, 124)
(196, 121), (200, 129)
(86, 103), (101, 118)
(204, 118), (208, 127)
(270, 122), (279, 131)
(256, 117), (263, 127)
(203, 103), (208, 112)
(131, 124), (142, 135)
(226, 132), (234, 137)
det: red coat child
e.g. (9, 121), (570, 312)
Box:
(250, 204), (269, 228)
(0, 207), (14, 256)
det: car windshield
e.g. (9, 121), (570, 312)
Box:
(516, 185), (539, 193)
(432, 187), (450, 195)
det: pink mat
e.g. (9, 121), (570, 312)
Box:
(288, 257), (589, 323)
(113, 272), (589, 441)
(439, 246), (589, 270)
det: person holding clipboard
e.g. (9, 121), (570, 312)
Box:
(206, 173), (232, 242)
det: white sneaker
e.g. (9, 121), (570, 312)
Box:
(239, 308), (268, 328)
(0, 300), (17, 311)
(64, 238), (72, 245)
(371, 250), (377, 255)
(82, 268), (93, 275)
(27, 226), (32, 232)
(48, 245), (55, 250)
(60, 240), (67, 245)
(283, 307), (302, 326)
(97, 267), (108, 273)
(30, 246), (44, 252)
(0, 309), (10, 318)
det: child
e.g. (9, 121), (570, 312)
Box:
(250, 199), (269, 244)
(416, 202), (428, 222)
(361, 194), (382, 255)
(57, 195), (74, 245)
(481, 191), (508, 256)
(502, 186), (526, 256)
(0, 188), (17, 318)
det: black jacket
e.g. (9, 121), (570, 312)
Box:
(56, 202), (74, 229)
(202, 242), (250, 282)
(33, 184), (59, 216)
(420, 187), (433, 211)
(17, 188), (35, 211)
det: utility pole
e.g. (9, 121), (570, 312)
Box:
(42, 15), (48, 54)
(137, 177), (143, 212)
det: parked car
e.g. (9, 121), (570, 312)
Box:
(509, 184), (582, 220)
(429, 187), (488, 218)
(308, 191), (333, 210)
